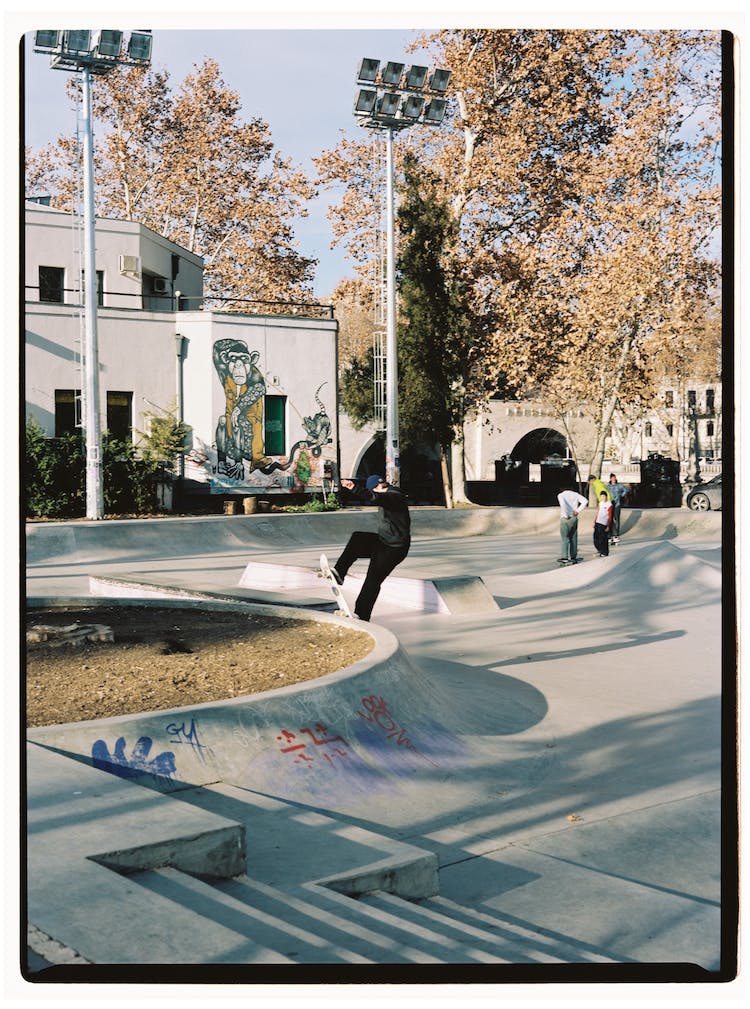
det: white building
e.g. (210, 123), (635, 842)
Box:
(24, 202), (340, 503)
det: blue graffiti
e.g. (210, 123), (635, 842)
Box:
(165, 718), (209, 762)
(91, 736), (176, 782)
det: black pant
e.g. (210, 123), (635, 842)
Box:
(335, 531), (410, 621)
(594, 522), (609, 556)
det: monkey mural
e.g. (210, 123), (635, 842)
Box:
(211, 338), (333, 488)
(213, 339), (268, 479)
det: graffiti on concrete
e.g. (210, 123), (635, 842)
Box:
(91, 735), (176, 783)
(355, 695), (440, 768)
(276, 723), (351, 769)
(165, 718), (210, 763)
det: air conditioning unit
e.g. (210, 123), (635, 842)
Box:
(118, 255), (140, 275)
(152, 277), (169, 294)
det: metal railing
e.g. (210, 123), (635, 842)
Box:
(25, 286), (335, 320)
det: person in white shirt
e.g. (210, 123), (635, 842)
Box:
(593, 491), (614, 556)
(557, 486), (589, 565)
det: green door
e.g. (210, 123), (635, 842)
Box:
(264, 395), (286, 456)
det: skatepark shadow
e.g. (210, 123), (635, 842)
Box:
(27, 687), (724, 971)
(487, 628), (686, 668)
(413, 657), (548, 735)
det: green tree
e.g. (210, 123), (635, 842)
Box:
(396, 154), (475, 506)
(339, 155), (478, 504)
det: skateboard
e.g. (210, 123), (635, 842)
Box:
(557, 558), (581, 566)
(319, 553), (352, 618)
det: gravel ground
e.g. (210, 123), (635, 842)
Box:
(25, 604), (373, 728)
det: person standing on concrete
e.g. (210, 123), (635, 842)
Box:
(557, 485), (589, 565)
(607, 473), (628, 544)
(593, 490), (613, 557)
(330, 475), (411, 621)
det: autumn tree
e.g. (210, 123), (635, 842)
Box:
(316, 30), (628, 497)
(479, 30), (722, 477)
(330, 276), (376, 369)
(317, 29), (722, 492)
(25, 59), (316, 305)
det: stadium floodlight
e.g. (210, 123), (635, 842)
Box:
(94, 30), (123, 59)
(423, 97), (448, 125)
(357, 57), (380, 83)
(401, 94), (424, 119)
(403, 64), (428, 89)
(34, 30), (60, 50)
(127, 30), (153, 62)
(428, 68), (452, 93)
(63, 30), (92, 54)
(381, 60), (404, 85)
(376, 91), (400, 118)
(354, 88), (378, 115)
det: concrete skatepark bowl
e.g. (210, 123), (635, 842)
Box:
(23, 505), (733, 982)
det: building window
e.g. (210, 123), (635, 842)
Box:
(707, 421), (715, 437)
(106, 391), (133, 442)
(39, 266), (64, 304)
(665, 390), (674, 408)
(264, 395), (286, 456)
(666, 423), (674, 437)
(645, 423), (653, 438)
(54, 389), (81, 436)
(687, 389), (697, 408)
(706, 388), (715, 413)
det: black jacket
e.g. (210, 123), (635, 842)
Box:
(371, 486), (411, 548)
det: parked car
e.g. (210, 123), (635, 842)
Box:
(686, 474), (722, 511)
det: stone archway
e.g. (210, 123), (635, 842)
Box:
(510, 427), (568, 463)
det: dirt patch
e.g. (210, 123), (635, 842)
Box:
(25, 605), (374, 728)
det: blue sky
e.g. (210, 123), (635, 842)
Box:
(22, 26), (438, 299)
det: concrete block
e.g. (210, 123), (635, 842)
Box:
(316, 849), (439, 901)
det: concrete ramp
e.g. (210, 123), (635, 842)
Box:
(484, 539), (722, 607)
(238, 560), (499, 614)
(27, 593), (546, 834)
(26, 507), (723, 565)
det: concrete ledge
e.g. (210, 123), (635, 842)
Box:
(238, 560), (499, 614)
(88, 573), (329, 608)
(316, 849), (439, 901)
(89, 823), (246, 881)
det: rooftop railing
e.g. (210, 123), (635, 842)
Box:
(25, 286), (335, 320)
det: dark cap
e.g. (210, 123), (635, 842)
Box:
(366, 474), (385, 491)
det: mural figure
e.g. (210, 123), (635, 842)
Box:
(259, 383), (333, 478)
(213, 339), (268, 478)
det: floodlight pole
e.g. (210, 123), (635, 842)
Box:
(34, 30), (153, 520)
(384, 126), (399, 486)
(81, 66), (104, 519)
(354, 60), (450, 488)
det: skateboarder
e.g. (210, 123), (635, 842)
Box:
(329, 475), (411, 621)
(557, 484), (589, 565)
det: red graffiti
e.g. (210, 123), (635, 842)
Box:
(276, 725), (351, 768)
(356, 695), (438, 766)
